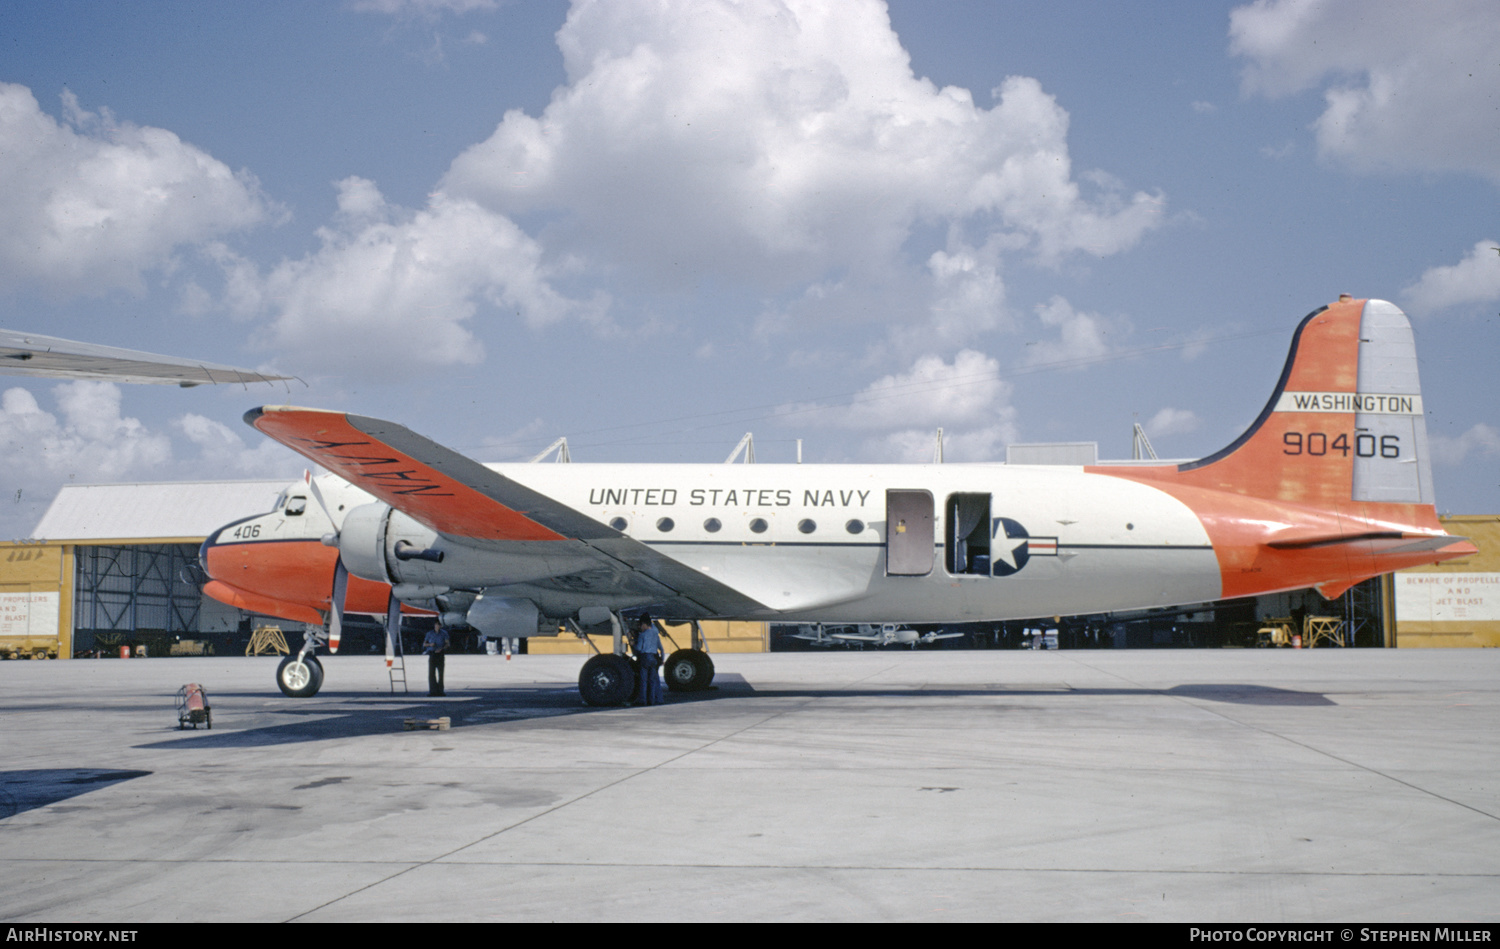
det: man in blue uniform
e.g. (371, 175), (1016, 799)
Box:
(633, 614), (664, 706)
(424, 622), (450, 696)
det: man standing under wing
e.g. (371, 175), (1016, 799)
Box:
(424, 622), (449, 697)
(633, 614), (664, 706)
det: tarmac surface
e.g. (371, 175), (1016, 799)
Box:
(0, 648), (1497, 923)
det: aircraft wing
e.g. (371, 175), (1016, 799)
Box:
(0, 329), (293, 387)
(245, 406), (766, 617)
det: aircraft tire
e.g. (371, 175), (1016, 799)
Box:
(578, 654), (634, 706)
(277, 655), (324, 698)
(664, 649), (714, 692)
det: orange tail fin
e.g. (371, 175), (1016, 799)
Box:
(1092, 297), (1472, 599)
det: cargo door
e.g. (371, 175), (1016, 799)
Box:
(886, 489), (934, 576)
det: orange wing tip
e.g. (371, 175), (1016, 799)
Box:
(244, 405), (343, 427)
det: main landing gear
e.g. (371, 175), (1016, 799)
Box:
(574, 614), (716, 706)
(664, 649), (714, 693)
(578, 653), (636, 706)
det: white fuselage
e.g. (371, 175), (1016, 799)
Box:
(443, 462), (1224, 623)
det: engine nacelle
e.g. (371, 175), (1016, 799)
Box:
(337, 502), (445, 586)
(466, 595), (544, 639)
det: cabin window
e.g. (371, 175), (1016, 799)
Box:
(945, 493), (991, 576)
(749, 518), (768, 534)
(610, 517), (628, 532)
(797, 519), (817, 534)
(704, 518), (722, 533)
(845, 519), (865, 534)
(656, 517), (675, 532)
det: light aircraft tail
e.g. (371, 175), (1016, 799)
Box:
(1093, 296), (1474, 599)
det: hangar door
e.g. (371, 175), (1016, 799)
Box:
(885, 490), (934, 576)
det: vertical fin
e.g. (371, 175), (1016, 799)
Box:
(1087, 297), (1462, 601)
(1138, 297), (1431, 505)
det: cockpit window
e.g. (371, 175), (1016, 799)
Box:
(285, 496), (307, 516)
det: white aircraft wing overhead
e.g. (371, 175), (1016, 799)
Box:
(245, 405), (767, 618)
(0, 329), (293, 387)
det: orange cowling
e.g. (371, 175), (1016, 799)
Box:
(203, 579), (323, 625)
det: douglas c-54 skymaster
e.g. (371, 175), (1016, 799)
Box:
(200, 297), (1475, 702)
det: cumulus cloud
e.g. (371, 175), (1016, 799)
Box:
(0, 84), (272, 296)
(0, 382), (300, 538)
(1025, 296), (1116, 367)
(0, 381), (172, 482)
(1230, 0), (1500, 182)
(781, 349), (1016, 461)
(914, 243), (1011, 349)
(173, 413), (300, 476)
(1402, 240), (1500, 314)
(223, 177), (603, 373)
(1429, 423), (1500, 467)
(442, 0), (1162, 297)
(1144, 407), (1200, 438)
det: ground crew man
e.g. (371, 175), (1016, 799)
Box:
(633, 614), (664, 706)
(424, 621), (450, 696)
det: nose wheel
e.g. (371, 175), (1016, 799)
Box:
(277, 655), (324, 697)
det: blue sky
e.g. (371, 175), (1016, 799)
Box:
(1, 0), (1496, 539)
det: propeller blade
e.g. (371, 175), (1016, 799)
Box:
(328, 559), (348, 654)
(384, 592), (401, 669)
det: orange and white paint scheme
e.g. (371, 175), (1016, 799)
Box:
(201, 297), (1474, 701)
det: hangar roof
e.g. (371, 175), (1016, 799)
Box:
(32, 480), (292, 543)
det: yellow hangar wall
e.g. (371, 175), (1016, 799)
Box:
(528, 620), (769, 655)
(1395, 515), (1500, 648)
(0, 542), (72, 659)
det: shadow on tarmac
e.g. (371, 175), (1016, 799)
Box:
(132, 675), (1329, 750)
(0, 769), (153, 819)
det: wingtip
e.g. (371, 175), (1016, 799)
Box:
(244, 405), (342, 428)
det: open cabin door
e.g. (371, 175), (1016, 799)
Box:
(945, 493), (992, 576)
(885, 489), (934, 576)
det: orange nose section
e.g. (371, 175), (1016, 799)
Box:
(200, 532), (405, 623)
(204, 537), (338, 603)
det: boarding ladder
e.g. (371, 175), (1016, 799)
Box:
(386, 624), (409, 694)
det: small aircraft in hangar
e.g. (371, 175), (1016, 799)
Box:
(790, 624), (964, 648)
(199, 296), (1475, 703)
